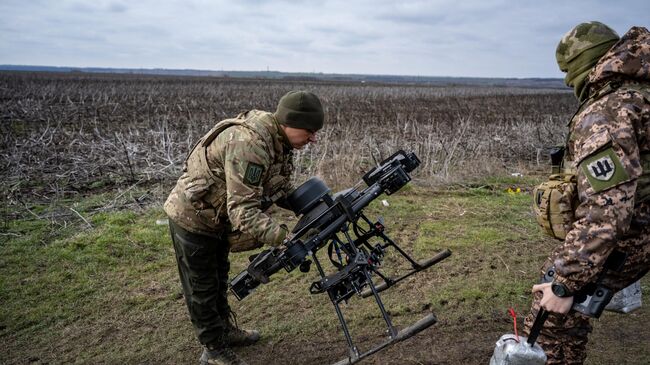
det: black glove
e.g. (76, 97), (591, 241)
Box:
(246, 249), (278, 284)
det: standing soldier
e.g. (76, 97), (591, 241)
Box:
(527, 22), (650, 364)
(164, 91), (324, 365)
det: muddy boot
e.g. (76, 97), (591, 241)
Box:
(199, 346), (249, 365)
(225, 311), (260, 347)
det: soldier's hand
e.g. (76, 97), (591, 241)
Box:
(247, 249), (279, 284)
(532, 283), (574, 314)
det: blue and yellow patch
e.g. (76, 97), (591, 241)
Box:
(580, 147), (629, 193)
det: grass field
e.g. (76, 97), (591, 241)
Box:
(2, 176), (648, 365)
(1, 73), (647, 364)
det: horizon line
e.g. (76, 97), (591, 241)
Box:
(0, 64), (564, 81)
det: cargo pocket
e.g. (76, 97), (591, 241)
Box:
(533, 174), (578, 240)
(178, 239), (218, 297)
(203, 182), (229, 225)
(174, 231), (212, 272)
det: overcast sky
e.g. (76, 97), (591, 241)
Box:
(1, 0), (648, 78)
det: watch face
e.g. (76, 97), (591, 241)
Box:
(552, 283), (569, 297)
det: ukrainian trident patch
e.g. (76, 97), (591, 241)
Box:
(587, 156), (615, 181)
(580, 147), (629, 193)
(244, 162), (264, 186)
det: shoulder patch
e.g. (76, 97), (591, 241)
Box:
(580, 147), (629, 193)
(244, 162), (264, 186)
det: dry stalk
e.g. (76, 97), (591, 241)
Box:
(1, 72), (573, 212)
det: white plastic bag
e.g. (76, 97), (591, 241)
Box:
(605, 280), (642, 314)
(490, 334), (547, 365)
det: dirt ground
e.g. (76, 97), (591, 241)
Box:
(231, 301), (650, 365)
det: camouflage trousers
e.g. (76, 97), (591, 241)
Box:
(170, 220), (231, 347)
(524, 230), (650, 364)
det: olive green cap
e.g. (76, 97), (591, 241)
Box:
(274, 91), (324, 132)
(556, 21), (619, 72)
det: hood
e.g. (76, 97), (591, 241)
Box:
(588, 26), (650, 88)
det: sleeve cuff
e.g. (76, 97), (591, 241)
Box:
(269, 224), (289, 247)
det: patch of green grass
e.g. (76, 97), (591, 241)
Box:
(409, 190), (540, 252)
(0, 203), (173, 344)
(474, 174), (544, 187)
(2, 179), (648, 365)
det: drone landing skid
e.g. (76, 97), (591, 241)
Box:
(330, 313), (438, 365)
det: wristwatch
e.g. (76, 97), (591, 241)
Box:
(551, 282), (573, 297)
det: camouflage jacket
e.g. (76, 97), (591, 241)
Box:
(164, 110), (294, 246)
(553, 26), (650, 292)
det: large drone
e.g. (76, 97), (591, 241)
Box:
(230, 150), (451, 364)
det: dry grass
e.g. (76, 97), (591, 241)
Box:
(1, 72), (573, 204)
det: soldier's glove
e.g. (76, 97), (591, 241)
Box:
(247, 249), (274, 284)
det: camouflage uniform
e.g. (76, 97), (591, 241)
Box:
(164, 109), (295, 347)
(165, 110), (295, 245)
(164, 91), (324, 357)
(525, 24), (650, 364)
